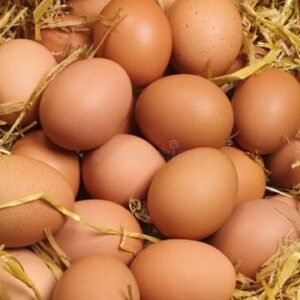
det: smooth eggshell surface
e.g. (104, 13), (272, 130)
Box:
(94, 0), (172, 87)
(130, 239), (236, 300)
(39, 58), (132, 151)
(12, 130), (80, 195)
(221, 146), (266, 203)
(135, 74), (233, 153)
(148, 147), (237, 239)
(0, 39), (56, 125)
(82, 134), (165, 205)
(54, 199), (143, 264)
(0, 154), (74, 247)
(210, 199), (300, 278)
(0, 249), (56, 300)
(51, 255), (140, 300)
(232, 68), (300, 154)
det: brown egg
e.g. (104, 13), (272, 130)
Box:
(0, 154), (74, 247)
(148, 147), (237, 239)
(265, 140), (300, 189)
(39, 58), (132, 151)
(82, 134), (165, 206)
(38, 16), (92, 63)
(11, 130), (80, 195)
(70, 0), (111, 16)
(221, 146), (266, 203)
(135, 74), (233, 153)
(267, 195), (298, 209)
(130, 239), (236, 300)
(225, 54), (246, 74)
(0, 249), (56, 300)
(94, 0), (172, 87)
(232, 68), (300, 154)
(52, 255), (140, 300)
(0, 39), (56, 125)
(210, 199), (300, 278)
(54, 199), (143, 264)
(167, 0), (243, 77)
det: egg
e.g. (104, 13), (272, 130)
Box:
(82, 134), (165, 206)
(232, 68), (300, 154)
(38, 15), (92, 63)
(267, 195), (298, 209)
(162, 0), (176, 11)
(265, 139), (300, 189)
(11, 130), (80, 195)
(167, 0), (243, 77)
(221, 146), (266, 203)
(0, 249), (56, 300)
(70, 0), (111, 16)
(54, 199), (143, 264)
(0, 154), (74, 247)
(148, 147), (237, 239)
(51, 255), (140, 300)
(210, 199), (300, 278)
(130, 239), (236, 300)
(94, 0), (172, 87)
(135, 74), (234, 153)
(39, 58), (132, 151)
(0, 39), (56, 125)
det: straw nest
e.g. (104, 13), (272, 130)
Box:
(0, 0), (299, 299)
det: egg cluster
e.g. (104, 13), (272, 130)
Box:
(0, 0), (299, 299)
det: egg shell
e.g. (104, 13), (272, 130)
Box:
(221, 146), (266, 203)
(265, 140), (300, 189)
(0, 39), (56, 125)
(135, 74), (233, 153)
(94, 0), (172, 87)
(232, 68), (300, 154)
(54, 199), (143, 264)
(82, 134), (165, 205)
(167, 0), (243, 77)
(38, 16), (92, 63)
(51, 255), (140, 300)
(39, 58), (132, 151)
(0, 249), (56, 300)
(148, 147), (237, 239)
(11, 130), (80, 195)
(0, 154), (74, 247)
(163, 0), (176, 11)
(210, 199), (300, 278)
(70, 0), (111, 16)
(130, 239), (236, 300)
(267, 195), (298, 209)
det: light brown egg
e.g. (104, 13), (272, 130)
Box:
(148, 147), (237, 239)
(54, 199), (143, 264)
(135, 74), (233, 153)
(232, 68), (300, 154)
(39, 58), (132, 151)
(11, 130), (80, 195)
(210, 199), (300, 278)
(0, 154), (74, 247)
(38, 15), (92, 63)
(167, 0), (243, 77)
(0, 39), (56, 125)
(52, 255), (140, 300)
(265, 140), (300, 189)
(70, 0), (111, 16)
(0, 249), (56, 300)
(94, 0), (172, 87)
(82, 134), (165, 206)
(221, 146), (266, 203)
(267, 195), (298, 209)
(130, 239), (236, 300)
